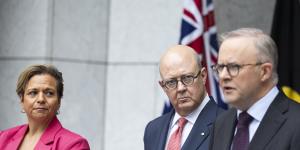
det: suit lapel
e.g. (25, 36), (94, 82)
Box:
(219, 109), (237, 150)
(249, 93), (288, 150)
(181, 99), (218, 150)
(157, 110), (175, 150)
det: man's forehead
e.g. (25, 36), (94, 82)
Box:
(160, 64), (198, 79)
(218, 38), (257, 63)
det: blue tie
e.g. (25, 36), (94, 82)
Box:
(232, 111), (253, 150)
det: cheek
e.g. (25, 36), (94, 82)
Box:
(21, 101), (33, 113)
(49, 100), (58, 106)
(22, 97), (34, 107)
(191, 82), (204, 96)
(50, 99), (60, 107)
(237, 76), (258, 90)
(168, 93), (176, 100)
(165, 91), (178, 104)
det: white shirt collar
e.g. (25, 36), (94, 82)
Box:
(171, 94), (210, 127)
(237, 86), (279, 122)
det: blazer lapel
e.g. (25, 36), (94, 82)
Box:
(6, 125), (28, 150)
(248, 93), (287, 150)
(35, 117), (62, 149)
(181, 99), (219, 150)
(157, 110), (175, 150)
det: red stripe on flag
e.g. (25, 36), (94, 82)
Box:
(187, 36), (204, 54)
(211, 55), (217, 64)
(184, 9), (197, 22)
(203, 11), (216, 31)
(194, 0), (202, 14)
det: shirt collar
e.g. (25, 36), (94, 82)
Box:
(171, 94), (210, 127)
(237, 86), (279, 122)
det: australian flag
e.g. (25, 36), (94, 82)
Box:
(163, 0), (227, 114)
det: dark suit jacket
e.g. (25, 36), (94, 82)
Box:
(210, 92), (300, 150)
(144, 98), (224, 150)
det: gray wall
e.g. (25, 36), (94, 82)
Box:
(0, 0), (276, 149)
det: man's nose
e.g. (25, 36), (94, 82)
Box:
(218, 67), (231, 80)
(177, 80), (187, 91)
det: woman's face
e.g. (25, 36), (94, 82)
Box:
(21, 74), (60, 121)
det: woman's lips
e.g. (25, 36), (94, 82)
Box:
(34, 108), (48, 111)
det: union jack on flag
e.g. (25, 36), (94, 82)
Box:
(180, 0), (227, 109)
(162, 0), (227, 114)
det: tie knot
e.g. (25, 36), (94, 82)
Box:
(237, 112), (253, 128)
(178, 117), (187, 128)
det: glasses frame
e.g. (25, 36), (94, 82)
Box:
(211, 62), (264, 77)
(161, 70), (201, 90)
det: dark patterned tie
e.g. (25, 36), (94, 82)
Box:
(232, 111), (253, 150)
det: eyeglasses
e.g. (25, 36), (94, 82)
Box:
(211, 62), (263, 77)
(161, 70), (201, 89)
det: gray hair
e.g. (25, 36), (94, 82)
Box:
(219, 28), (278, 84)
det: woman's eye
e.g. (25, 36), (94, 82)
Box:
(45, 91), (54, 96)
(28, 91), (37, 97)
(45, 92), (52, 96)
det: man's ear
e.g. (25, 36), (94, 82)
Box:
(200, 67), (207, 83)
(159, 81), (165, 88)
(260, 63), (273, 82)
(159, 81), (167, 92)
(159, 81), (163, 87)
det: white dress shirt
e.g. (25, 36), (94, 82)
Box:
(235, 86), (279, 142)
(165, 94), (210, 149)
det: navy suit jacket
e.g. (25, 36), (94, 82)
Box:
(209, 92), (300, 150)
(144, 98), (224, 150)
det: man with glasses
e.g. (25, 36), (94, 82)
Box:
(144, 45), (224, 150)
(209, 28), (300, 150)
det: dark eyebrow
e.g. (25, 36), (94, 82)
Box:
(164, 78), (177, 82)
(44, 88), (56, 91)
(165, 74), (192, 80)
(26, 88), (37, 91)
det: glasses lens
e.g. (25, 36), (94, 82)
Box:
(165, 80), (177, 89)
(227, 64), (240, 76)
(182, 76), (194, 86)
(215, 65), (224, 74)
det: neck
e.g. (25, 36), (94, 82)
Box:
(252, 81), (276, 103)
(26, 117), (54, 136)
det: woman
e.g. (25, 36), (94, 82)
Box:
(0, 64), (90, 150)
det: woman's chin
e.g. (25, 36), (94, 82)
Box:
(29, 113), (54, 121)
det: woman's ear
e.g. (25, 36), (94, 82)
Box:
(20, 95), (23, 102)
(20, 96), (25, 113)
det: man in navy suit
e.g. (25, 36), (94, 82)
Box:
(144, 45), (224, 150)
(209, 28), (300, 150)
